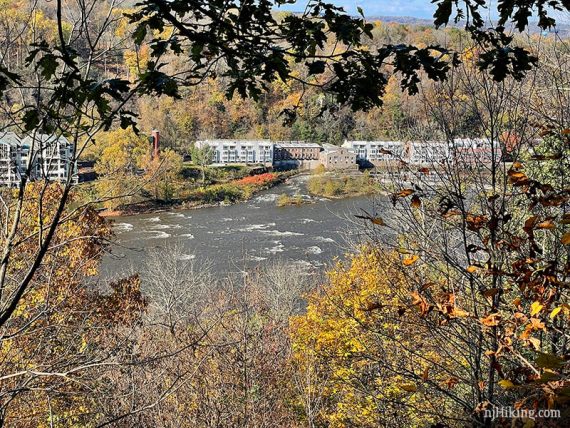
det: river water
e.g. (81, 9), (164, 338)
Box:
(101, 175), (388, 279)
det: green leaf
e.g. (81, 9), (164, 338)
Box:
(536, 353), (565, 369)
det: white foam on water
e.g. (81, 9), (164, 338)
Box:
(144, 231), (171, 239)
(315, 236), (335, 243)
(254, 194), (277, 202)
(177, 254), (196, 261)
(237, 223), (276, 232)
(114, 222), (134, 232)
(221, 216), (246, 222)
(266, 242), (285, 254)
(259, 230), (304, 237)
(306, 246), (323, 255)
(150, 224), (182, 230)
(145, 216), (161, 222)
(249, 255), (268, 262)
(180, 233), (195, 239)
(301, 218), (317, 224)
(167, 212), (188, 218)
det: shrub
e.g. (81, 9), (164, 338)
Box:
(235, 172), (278, 186)
(276, 194), (303, 207)
(192, 184), (245, 204)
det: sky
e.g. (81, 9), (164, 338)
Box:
(277, 0), (438, 19)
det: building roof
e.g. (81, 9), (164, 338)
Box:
(0, 131), (21, 147)
(321, 143), (356, 155)
(274, 141), (321, 148)
(196, 139), (271, 145)
(344, 140), (404, 146)
(21, 134), (72, 149)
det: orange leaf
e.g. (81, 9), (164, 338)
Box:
(411, 195), (421, 209)
(397, 188), (415, 198)
(403, 255), (419, 266)
(483, 288), (499, 298)
(562, 232), (570, 245)
(371, 217), (385, 226)
(536, 220), (555, 230)
(481, 313), (501, 326)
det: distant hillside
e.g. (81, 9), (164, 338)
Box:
(368, 15), (570, 37)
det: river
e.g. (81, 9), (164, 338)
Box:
(100, 175), (388, 280)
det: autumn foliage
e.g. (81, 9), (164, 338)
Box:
(234, 172), (278, 187)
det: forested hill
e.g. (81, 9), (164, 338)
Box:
(369, 15), (570, 36)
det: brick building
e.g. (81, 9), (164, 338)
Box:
(319, 144), (357, 170)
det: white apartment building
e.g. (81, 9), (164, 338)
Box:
(450, 138), (502, 166)
(195, 139), (274, 165)
(21, 134), (77, 182)
(0, 132), (77, 186)
(343, 140), (405, 164)
(0, 132), (23, 186)
(406, 141), (450, 165)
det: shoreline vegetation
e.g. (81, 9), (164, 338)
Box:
(98, 167), (383, 216)
(97, 167), (385, 217)
(96, 168), (298, 218)
(275, 193), (306, 207)
(306, 170), (380, 198)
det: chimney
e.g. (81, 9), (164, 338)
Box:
(151, 129), (160, 159)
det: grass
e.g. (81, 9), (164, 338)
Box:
(276, 194), (304, 207)
(307, 172), (379, 198)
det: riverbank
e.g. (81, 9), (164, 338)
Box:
(100, 170), (297, 218)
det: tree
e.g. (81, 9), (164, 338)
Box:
(350, 53), (570, 425)
(0, 0), (567, 424)
(190, 144), (215, 186)
(128, 0), (566, 123)
(142, 147), (184, 201)
(93, 128), (151, 209)
(291, 248), (441, 427)
(0, 184), (147, 425)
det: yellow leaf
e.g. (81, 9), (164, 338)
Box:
(529, 337), (541, 351)
(466, 265), (478, 273)
(530, 301), (543, 316)
(562, 232), (570, 245)
(550, 307), (562, 319)
(498, 379), (516, 389)
(403, 255), (419, 266)
(451, 307), (470, 318)
(400, 383), (417, 392)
